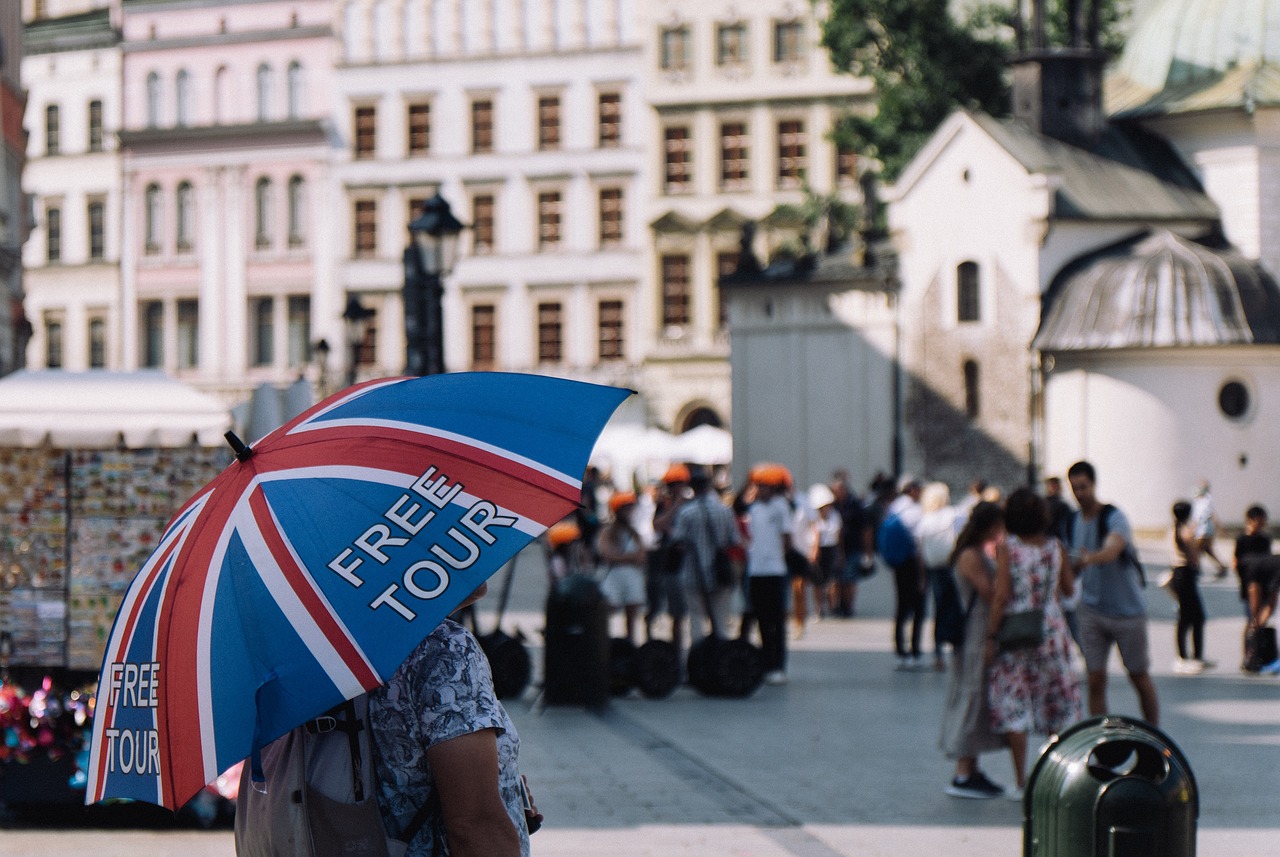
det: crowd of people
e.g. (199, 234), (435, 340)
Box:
(544, 459), (1280, 800)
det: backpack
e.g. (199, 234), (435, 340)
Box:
(877, 513), (916, 567)
(235, 695), (433, 857)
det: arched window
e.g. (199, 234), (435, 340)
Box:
(963, 359), (980, 419)
(176, 181), (195, 250)
(957, 261), (980, 323)
(256, 64), (273, 122)
(145, 183), (162, 253)
(146, 72), (162, 127)
(287, 62), (305, 119)
(214, 66), (230, 124)
(255, 177), (273, 248)
(175, 69), (192, 126)
(287, 175), (306, 246)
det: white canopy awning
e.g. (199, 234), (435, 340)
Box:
(0, 370), (233, 448)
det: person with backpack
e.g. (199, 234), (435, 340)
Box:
(881, 476), (926, 670)
(1066, 460), (1159, 726)
(367, 582), (541, 857)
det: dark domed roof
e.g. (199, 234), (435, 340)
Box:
(1034, 229), (1280, 350)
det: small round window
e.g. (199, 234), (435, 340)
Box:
(1218, 380), (1250, 420)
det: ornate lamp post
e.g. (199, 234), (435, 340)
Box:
(404, 193), (465, 376)
(342, 295), (375, 387)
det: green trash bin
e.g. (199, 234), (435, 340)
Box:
(1024, 715), (1197, 857)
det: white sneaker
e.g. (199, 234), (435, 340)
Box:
(1174, 659), (1204, 675)
(764, 670), (788, 685)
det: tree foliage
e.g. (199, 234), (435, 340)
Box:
(821, 0), (1131, 182)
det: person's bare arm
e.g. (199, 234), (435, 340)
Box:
(1057, 546), (1075, 599)
(1081, 531), (1127, 567)
(954, 547), (993, 604)
(427, 728), (521, 857)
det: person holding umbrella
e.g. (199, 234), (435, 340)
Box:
(367, 581), (542, 857)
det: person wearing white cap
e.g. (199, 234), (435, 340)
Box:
(808, 483), (844, 620)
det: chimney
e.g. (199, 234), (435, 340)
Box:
(1010, 0), (1108, 149)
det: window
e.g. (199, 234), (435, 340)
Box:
(88, 200), (105, 259)
(661, 254), (690, 327)
(716, 251), (738, 327)
(598, 300), (624, 361)
(214, 66), (230, 124)
(664, 126), (692, 193)
(773, 20), (805, 63)
(255, 177), (273, 249)
(45, 104), (60, 155)
(957, 261), (980, 322)
(836, 143), (858, 185)
(720, 121), (749, 189)
(716, 22), (748, 65)
(88, 317), (106, 368)
(287, 61), (305, 119)
(256, 63), (274, 121)
(176, 182), (195, 251)
(1219, 380), (1250, 420)
(963, 359), (980, 419)
(288, 176), (306, 247)
(537, 302), (563, 364)
(355, 312), (377, 367)
(537, 191), (562, 249)
(660, 26), (691, 71)
(777, 120), (807, 188)
(175, 69), (192, 126)
(177, 299), (199, 369)
(471, 193), (495, 254)
(471, 98), (493, 153)
(146, 72), (162, 127)
(354, 199), (377, 256)
(252, 297), (274, 367)
(407, 102), (430, 155)
(145, 184), (162, 253)
(287, 295), (310, 368)
(45, 318), (63, 368)
(354, 106), (376, 158)
(471, 304), (496, 370)
(598, 188), (623, 248)
(537, 95), (561, 150)
(88, 100), (104, 152)
(597, 92), (621, 148)
(45, 206), (61, 262)
(142, 301), (163, 368)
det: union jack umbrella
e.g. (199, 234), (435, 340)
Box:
(86, 372), (628, 809)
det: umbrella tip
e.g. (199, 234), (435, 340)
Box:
(224, 430), (254, 462)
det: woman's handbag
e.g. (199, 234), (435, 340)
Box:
(994, 608), (1045, 651)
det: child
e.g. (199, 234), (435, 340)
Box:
(1171, 501), (1211, 673)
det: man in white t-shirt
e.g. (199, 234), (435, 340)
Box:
(745, 464), (794, 685)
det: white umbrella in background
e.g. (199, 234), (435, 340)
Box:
(591, 424), (676, 487)
(669, 424), (733, 465)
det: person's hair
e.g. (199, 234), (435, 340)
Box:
(949, 501), (1004, 567)
(920, 481), (950, 513)
(1067, 460), (1096, 483)
(1005, 486), (1049, 538)
(1246, 504), (1268, 521)
(1045, 476), (1061, 489)
(1172, 500), (1192, 523)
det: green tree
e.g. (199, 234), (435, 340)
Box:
(821, 1), (1131, 182)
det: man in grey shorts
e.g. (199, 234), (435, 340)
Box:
(1067, 460), (1160, 726)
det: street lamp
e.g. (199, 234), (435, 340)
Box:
(342, 295), (375, 387)
(404, 193), (465, 376)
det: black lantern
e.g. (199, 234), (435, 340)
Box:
(404, 193), (465, 376)
(341, 295), (375, 387)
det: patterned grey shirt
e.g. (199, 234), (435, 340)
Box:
(367, 618), (529, 857)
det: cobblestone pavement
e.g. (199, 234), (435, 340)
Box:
(3, 538), (1276, 856)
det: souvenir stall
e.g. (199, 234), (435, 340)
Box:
(0, 371), (231, 812)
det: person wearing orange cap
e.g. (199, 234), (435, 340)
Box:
(745, 463), (795, 685)
(597, 491), (648, 644)
(646, 463), (694, 646)
(545, 519), (590, 586)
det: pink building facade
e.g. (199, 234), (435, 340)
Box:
(118, 0), (338, 398)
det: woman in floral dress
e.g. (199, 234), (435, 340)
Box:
(984, 487), (1082, 799)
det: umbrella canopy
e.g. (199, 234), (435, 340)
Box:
(669, 424), (733, 465)
(86, 373), (628, 809)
